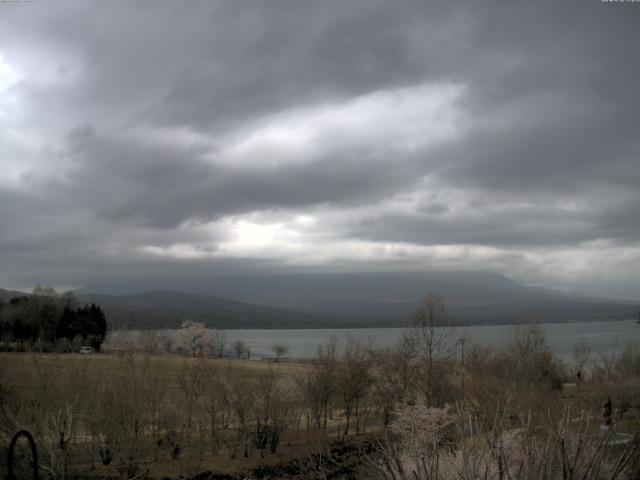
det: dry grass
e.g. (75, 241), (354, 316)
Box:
(0, 352), (320, 479)
(2, 332), (640, 480)
(0, 352), (306, 392)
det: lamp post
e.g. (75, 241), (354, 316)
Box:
(457, 337), (466, 398)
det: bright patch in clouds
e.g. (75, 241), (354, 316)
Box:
(138, 211), (514, 268)
(0, 52), (23, 122)
(0, 53), (21, 92)
(217, 83), (466, 167)
(140, 223), (516, 267)
(125, 82), (466, 169)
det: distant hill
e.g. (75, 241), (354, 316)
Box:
(75, 271), (639, 328)
(5, 270), (639, 329)
(0, 289), (29, 302)
(74, 290), (338, 329)
(0, 287), (338, 329)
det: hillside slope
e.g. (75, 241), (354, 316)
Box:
(75, 290), (336, 329)
(73, 271), (640, 327)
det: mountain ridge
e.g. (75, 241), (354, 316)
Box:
(3, 271), (638, 329)
(74, 290), (338, 329)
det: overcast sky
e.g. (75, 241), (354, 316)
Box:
(0, 1), (639, 298)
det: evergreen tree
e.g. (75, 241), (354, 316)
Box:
(56, 306), (77, 341)
(0, 290), (108, 351)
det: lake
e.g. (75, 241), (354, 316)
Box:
(105, 319), (640, 362)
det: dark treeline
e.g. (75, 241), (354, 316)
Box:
(0, 286), (107, 351)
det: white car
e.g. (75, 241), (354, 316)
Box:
(80, 346), (94, 354)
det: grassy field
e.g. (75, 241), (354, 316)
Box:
(0, 351), (373, 479)
(0, 351), (308, 390)
(2, 330), (640, 479)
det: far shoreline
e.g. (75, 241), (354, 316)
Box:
(107, 316), (637, 333)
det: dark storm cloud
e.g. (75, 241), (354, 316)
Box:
(345, 193), (640, 249)
(61, 126), (418, 228)
(345, 206), (593, 248)
(153, 1), (454, 129)
(0, 0), (639, 295)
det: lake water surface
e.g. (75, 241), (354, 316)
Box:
(106, 319), (640, 362)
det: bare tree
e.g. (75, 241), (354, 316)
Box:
(232, 339), (248, 359)
(199, 362), (228, 454)
(338, 337), (372, 435)
(299, 338), (338, 431)
(254, 369), (300, 455)
(138, 331), (160, 354)
(404, 293), (451, 398)
(0, 355), (18, 439)
(507, 324), (564, 389)
(221, 370), (256, 459)
(395, 334), (418, 403)
(157, 333), (173, 353)
(213, 330), (226, 358)
(370, 348), (404, 427)
(175, 358), (211, 476)
(270, 343), (289, 361)
(572, 341), (592, 383)
(88, 352), (170, 480)
(32, 284), (58, 297)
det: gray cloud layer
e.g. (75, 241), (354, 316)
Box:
(0, 1), (639, 298)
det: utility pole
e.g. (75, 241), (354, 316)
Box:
(458, 337), (466, 398)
